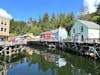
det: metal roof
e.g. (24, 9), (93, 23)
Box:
(78, 20), (100, 29)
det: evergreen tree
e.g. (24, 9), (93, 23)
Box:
(65, 12), (75, 34)
(10, 12), (75, 36)
(96, 3), (100, 16)
(50, 13), (58, 29)
(42, 12), (49, 22)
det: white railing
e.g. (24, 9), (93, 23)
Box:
(71, 38), (100, 44)
(3, 38), (98, 45)
(84, 38), (100, 43)
(0, 40), (27, 46)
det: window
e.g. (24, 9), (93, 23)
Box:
(73, 28), (75, 33)
(4, 22), (7, 25)
(0, 21), (7, 25)
(81, 35), (84, 41)
(1, 21), (3, 25)
(4, 29), (6, 32)
(81, 26), (83, 32)
(1, 28), (3, 31)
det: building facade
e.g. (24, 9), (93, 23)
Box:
(40, 31), (54, 41)
(0, 17), (10, 40)
(51, 27), (68, 41)
(70, 20), (100, 42)
(40, 27), (68, 41)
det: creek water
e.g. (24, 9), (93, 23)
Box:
(0, 47), (100, 75)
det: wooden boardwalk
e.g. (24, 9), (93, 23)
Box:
(0, 40), (27, 56)
(27, 39), (100, 60)
(0, 40), (27, 46)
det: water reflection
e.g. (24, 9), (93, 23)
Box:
(0, 62), (6, 75)
(0, 57), (25, 75)
(0, 47), (100, 75)
(41, 51), (67, 67)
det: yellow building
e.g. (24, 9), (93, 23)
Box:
(0, 17), (10, 40)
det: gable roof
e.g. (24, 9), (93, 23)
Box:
(78, 20), (100, 29)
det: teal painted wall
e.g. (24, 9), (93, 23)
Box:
(70, 21), (88, 40)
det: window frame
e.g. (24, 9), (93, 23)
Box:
(73, 28), (75, 33)
(81, 26), (83, 32)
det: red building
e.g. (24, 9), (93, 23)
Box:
(40, 31), (54, 41)
(8, 36), (15, 42)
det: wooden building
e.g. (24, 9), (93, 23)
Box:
(0, 17), (10, 41)
(51, 27), (68, 41)
(70, 20), (100, 43)
(40, 31), (54, 41)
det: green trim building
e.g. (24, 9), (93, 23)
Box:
(70, 20), (100, 42)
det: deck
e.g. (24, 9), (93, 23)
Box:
(27, 39), (100, 60)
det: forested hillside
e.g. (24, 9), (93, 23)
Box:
(10, 3), (100, 36)
(78, 3), (100, 25)
(10, 12), (75, 36)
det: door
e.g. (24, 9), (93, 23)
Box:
(74, 33), (82, 42)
